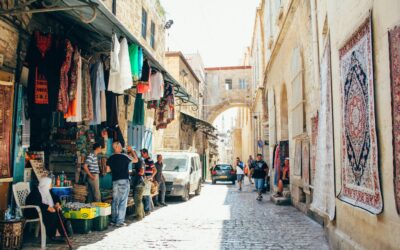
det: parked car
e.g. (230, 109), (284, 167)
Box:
(161, 152), (202, 201)
(211, 164), (236, 185)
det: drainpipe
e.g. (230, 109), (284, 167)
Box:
(310, 0), (320, 97)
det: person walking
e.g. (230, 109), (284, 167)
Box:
(106, 142), (132, 227)
(129, 149), (145, 221)
(82, 143), (102, 202)
(247, 155), (254, 184)
(235, 157), (245, 191)
(141, 148), (157, 215)
(250, 154), (269, 201)
(154, 154), (167, 207)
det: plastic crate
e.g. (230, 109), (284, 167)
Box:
(63, 207), (97, 219)
(70, 219), (92, 234)
(91, 202), (111, 216)
(0, 220), (25, 250)
(92, 216), (109, 231)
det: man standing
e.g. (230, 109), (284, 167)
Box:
(250, 154), (269, 201)
(235, 157), (245, 191)
(83, 143), (102, 202)
(129, 150), (145, 221)
(141, 148), (157, 215)
(106, 142), (132, 227)
(154, 154), (167, 207)
(247, 155), (254, 184)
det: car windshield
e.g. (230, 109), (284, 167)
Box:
(163, 157), (188, 172)
(215, 165), (232, 171)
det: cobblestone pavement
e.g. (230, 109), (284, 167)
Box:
(24, 181), (329, 250)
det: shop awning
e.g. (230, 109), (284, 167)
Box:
(180, 112), (217, 135)
(4, 0), (197, 106)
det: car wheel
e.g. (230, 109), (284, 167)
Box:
(181, 185), (190, 201)
(195, 182), (201, 195)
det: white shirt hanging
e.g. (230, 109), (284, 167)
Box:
(108, 34), (121, 93)
(119, 37), (133, 91)
(144, 71), (164, 101)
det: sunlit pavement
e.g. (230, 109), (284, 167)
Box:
(25, 181), (329, 250)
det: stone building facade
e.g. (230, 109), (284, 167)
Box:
(248, 0), (400, 249)
(155, 51), (200, 151)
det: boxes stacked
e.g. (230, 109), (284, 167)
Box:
(91, 202), (111, 231)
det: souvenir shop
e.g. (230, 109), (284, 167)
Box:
(0, 2), (194, 248)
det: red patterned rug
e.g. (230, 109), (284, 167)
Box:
(389, 25), (400, 215)
(338, 16), (383, 214)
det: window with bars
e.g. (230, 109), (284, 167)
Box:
(150, 21), (156, 48)
(142, 8), (148, 39)
(225, 79), (232, 90)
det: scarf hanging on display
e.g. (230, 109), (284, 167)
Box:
(66, 52), (83, 122)
(57, 39), (74, 113)
(81, 59), (94, 122)
(132, 94), (145, 125)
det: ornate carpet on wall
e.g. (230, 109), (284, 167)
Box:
(310, 114), (318, 187)
(302, 139), (310, 193)
(294, 139), (302, 176)
(311, 37), (336, 220)
(338, 16), (383, 214)
(389, 25), (400, 215)
(0, 80), (14, 178)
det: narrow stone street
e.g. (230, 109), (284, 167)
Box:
(27, 181), (328, 250)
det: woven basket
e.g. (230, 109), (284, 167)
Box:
(0, 220), (25, 250)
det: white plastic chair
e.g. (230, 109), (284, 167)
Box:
(12, 182), (46, 249)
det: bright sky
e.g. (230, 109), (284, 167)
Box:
(160, 0), (260, 67)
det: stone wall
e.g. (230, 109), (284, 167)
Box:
(251, 0), (400, 249)
(103, 0), (166, 65)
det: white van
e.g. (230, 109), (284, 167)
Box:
(160, 152), (202, 201)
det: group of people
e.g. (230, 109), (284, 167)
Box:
(234, 154), (269, 201)
(104, 142), (167, 227)
(24, 141), (169, 243)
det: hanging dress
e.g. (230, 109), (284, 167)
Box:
(108, 34), (121, 94)
(118, 37), (133, 91)
(57, 39), (74, 113)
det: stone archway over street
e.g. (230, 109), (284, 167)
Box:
(204, 66), (253, 123)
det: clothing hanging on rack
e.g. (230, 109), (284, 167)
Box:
(81, 59), (94, 121)
(137, 59), (151, 94)
(129, 43), (141, 81)
(132, 93), (145, 125)
(108, 34), (121, 94)
(90, 61), (106, 125)
(144, 71), (164, 101)
(57, 39), (74, 113)
(66, 52), (83, 122)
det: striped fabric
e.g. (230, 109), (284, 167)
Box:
(85, 153), (100, 173)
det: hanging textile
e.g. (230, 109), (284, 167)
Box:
(337, 16), (382, 215)
(104, 68), (119, 128)
(389, 25), (400, 215)
(311, 37), (335, 220)
(132, 94), (145, 125)
(100, 91), (107, 123)
(57, 39), (74, 113)
(67, 53), (83, 122)
(81, 60), (94, 122)
(137, 59), (151, 94)
(138, 47), (143, 79)
(129, 43), (141, 81)
(119, 37), (133, 91)
(144, 71), (164, 101)
(273, 144), (280, 186)
(22, 94), (30, 148)
(69, 46), (80, 100)
(154, 81), (175, 130)
(26, 31), (62, 118)
(90, 61), (106, 125)
(0, 80), (14, 178)
(108, 34), (121, 94)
